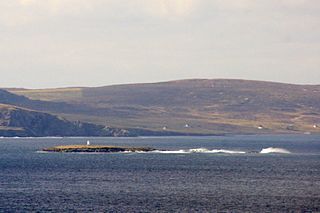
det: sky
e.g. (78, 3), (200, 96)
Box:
(0, 0), (319, 88)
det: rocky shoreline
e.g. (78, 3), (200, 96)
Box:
(42, 145), (156, 153)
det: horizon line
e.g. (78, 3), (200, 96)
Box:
(3, 78), (320, 90)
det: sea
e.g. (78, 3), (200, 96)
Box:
(0, 135), (319, 212)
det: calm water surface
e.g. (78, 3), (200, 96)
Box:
(0, 135), (319, 212)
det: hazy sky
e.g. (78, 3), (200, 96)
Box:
(1, 0), (319, 88)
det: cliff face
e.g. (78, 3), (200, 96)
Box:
(0, 104), (130, 137)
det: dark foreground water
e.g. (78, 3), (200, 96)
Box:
(0, 135), (319, 212)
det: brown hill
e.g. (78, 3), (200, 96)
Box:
(6, 79), (320, 135)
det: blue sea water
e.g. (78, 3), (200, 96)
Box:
(0, 135), (319, 212)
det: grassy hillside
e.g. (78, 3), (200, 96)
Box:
(6, 79), (320, 135)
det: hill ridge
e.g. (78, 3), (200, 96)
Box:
(2, 79), (320, 135)
(5, 78), (320, 91)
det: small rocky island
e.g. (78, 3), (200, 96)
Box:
(42, 145), (156, 153)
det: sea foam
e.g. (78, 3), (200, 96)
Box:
(152, 148), (245, 154)
(260, 147), (291, 154)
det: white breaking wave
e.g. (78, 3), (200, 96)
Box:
(189, 148), (246, 154)
(260, 147), (291, 154)
(152, 148), (245, 154)
(152, 150), (188, 154)
(36, 151), (50, 154)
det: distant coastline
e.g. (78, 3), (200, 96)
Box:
(1, 79), (320, 136)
